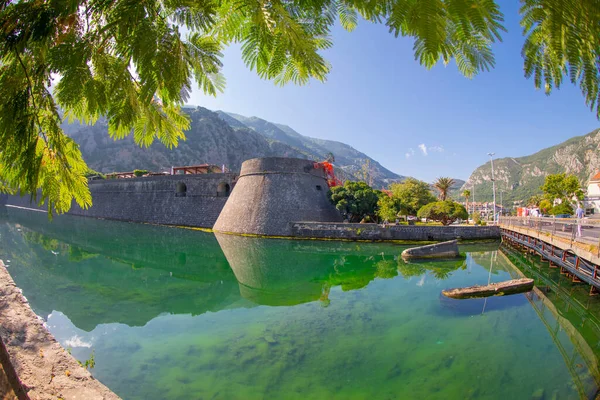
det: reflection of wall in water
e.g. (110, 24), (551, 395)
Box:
(215, 233), (334, 306)
(0, 209), (243, 331)
(216, 233), (469, 307)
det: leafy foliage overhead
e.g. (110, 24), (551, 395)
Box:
(521, 0), (600, 117)
(1, 0), (598, 214)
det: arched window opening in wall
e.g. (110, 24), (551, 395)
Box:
(176, 182), (187, 197)
(217, 182), (231, 197)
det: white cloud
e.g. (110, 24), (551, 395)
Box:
(65, 335), (92, 348)
(430, 146), (444, 153)
(405, 148), (415, 159)
(418, 144), (428, 156)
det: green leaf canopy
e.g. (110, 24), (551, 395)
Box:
(0, 0), (598, 213)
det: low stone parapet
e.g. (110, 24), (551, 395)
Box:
(290, 222), (500, 242)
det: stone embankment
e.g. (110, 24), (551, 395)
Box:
(0, 260), (119, 400)
(290, 222), (500, 242)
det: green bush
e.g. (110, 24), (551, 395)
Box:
(133, 169), (149, 177)
(472, 211), (481, 225)
(84, 168), (105, 180)
(549, 202), (574, 216)
(417, 201), (468, 226)
(329, 181), (380, 222)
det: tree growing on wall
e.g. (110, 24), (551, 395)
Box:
(133, 169), (149, 177)
(417, 201), (468, 226)
(329, 181), (380, 222)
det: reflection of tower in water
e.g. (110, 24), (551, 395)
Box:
(215, 233), (334, 307)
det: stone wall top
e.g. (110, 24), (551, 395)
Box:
(240, 157), (327, 179)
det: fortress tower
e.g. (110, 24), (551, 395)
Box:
(213, 157), (342, 237)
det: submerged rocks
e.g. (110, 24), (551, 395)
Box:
(401, 240), (460, 260)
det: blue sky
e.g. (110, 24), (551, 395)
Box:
(187, 1), (599, 182)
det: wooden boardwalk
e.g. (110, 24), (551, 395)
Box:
(500, 218), (600, 294)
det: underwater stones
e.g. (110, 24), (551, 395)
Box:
(401, 240), (460, 259)
(264, 334), (278, 345)
(531, 388), (545, 400)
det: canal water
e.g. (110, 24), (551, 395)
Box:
(1, 208), (600, 399)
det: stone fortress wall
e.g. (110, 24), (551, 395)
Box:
(213, 157), (343, 236)
(3, 173), (237, 228)
(1, 157), (501, 241)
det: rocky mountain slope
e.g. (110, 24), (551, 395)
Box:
(64, 107), (402, 187)
(462, 128), (600, 204)
(216, 111), (403, 187)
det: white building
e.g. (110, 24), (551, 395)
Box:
(584, 172), (600, 216)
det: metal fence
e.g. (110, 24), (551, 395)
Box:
(498, 216), (600, 249)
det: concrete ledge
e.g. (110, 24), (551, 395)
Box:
(401, 240), (460, 259)
(0, 260), (120, 400)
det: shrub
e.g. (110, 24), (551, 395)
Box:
(133, 169), (149, 177)
(84, 168), (105, 180)
(472, 211), (481, 225)
(549, 202), (574, 216)
(329, 181), (380, 222)
(417, 201), (468, 226)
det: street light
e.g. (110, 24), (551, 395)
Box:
(488, 152), (497, 222)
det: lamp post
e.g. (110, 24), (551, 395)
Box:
(488, 152), (496, 222)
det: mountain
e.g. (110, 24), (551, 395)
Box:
(64, 107), (402, 187)
(448, 179), (466, 200)
(65, 107), (307, 173)
(215, 111), (403, 187)
(462, 128), (600, 205)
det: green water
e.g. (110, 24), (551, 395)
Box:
(1, 208), (600, 399)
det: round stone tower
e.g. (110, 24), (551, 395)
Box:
(213, 157), (342, 236)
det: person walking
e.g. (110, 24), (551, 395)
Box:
(576, 204), (585, 237)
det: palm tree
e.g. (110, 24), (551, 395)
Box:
(433, 177), (456, 201)
(462, 189), (471, 224)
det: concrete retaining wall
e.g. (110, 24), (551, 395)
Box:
(290, 222), (500, 241)
(3, 173), (237, 228)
